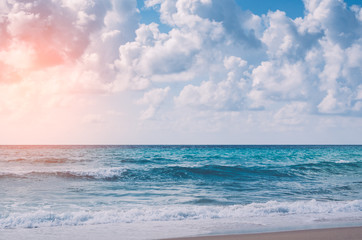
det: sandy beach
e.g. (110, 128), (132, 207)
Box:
(165, 226), (362, 240)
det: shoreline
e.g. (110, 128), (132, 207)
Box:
(2, 223), (362, 240)
(164, 226), (362, 240)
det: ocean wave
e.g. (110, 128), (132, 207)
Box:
(289, 161), (362, 175)
(1, 200), (362, 229)
(6, 157), (73, 164)
(1, 160), (361, 181)
(139, 161), (362, 181)
(0, 167), (127, 180)
(133, 165), (295, 182)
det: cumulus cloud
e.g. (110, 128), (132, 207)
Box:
(273, 102), (309, 126)
(137, 87), (170, 120)
(175, 55), (249, 111)
(169, 0), (362, 123)
(1, 0), (110, 69)
(0, 0), (139, 119)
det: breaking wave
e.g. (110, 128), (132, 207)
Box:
(1, 200), (362, 229)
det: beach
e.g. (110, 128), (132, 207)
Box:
(2, 223), (362, 240)
(166, 226), (362, 240)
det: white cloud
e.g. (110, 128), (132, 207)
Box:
(274, 102), (309, 125)
(113, 16), (224, 86)
(135, 0), (362, 122)
(224, 56), (247, 70)
(168, 0), (362, 132)
(138, 87), (170, 120)
(250, 60), (308, 104)
(0, 0), (140, 120)
(175, 54), (250, 111)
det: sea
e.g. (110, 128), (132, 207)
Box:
(1, 145), (362, 239)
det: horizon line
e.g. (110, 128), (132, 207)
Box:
(0, 144), (361, 146)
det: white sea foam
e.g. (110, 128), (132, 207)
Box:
(2, 199), (362, 229)
(336, 160), (350, 163)
(0, 167), (126, 179)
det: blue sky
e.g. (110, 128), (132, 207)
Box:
(234, 0), (361, 17)
(138, 0), (361, 25)
(0, 0), (361, 144)
(137, 0), (306, 30)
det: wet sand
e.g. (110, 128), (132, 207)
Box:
(164, 226), (362, 240)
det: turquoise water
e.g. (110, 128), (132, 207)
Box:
(1, 145), (362, 238)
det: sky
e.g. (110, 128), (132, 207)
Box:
(0, 0), (361, 145)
